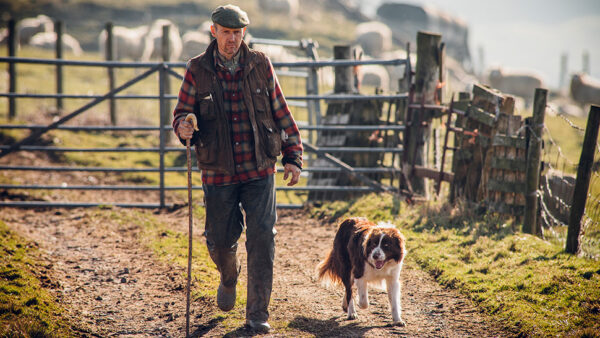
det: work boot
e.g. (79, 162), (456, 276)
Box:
(245, 319), (271, 333)
(217, 282), (236, 311)
(208, 245), (240, 312)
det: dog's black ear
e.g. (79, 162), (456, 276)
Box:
(392, 231), (406, 262)
(348, 229), (367, 279)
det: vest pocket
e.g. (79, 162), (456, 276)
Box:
(198, 92), (216, 120)
(260, 119), (282, 158)
(252, 88), (270, 116)
(196, 128), (217, 164)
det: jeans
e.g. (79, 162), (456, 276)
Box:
(203, 175), (277, 322)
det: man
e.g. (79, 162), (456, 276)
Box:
(172, 4), (303, 333)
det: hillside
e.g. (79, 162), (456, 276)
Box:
(1, 0), (364, 56)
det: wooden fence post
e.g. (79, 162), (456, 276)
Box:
(162, 25), (172, 144)
(333, 45), (353, 94)
(55, 20), (64, 112)
(8, 18), (16, 120)
(405, 31), (441, 195)
(524, 88), (547, 235)
(566, 105), (600, 254)
(105, 22), (117, 125)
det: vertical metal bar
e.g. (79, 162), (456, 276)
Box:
(159, 64), (167, 209)
(105, 22), (117, 125)
(306, 40), (321, 125)
(566, 105), (600, 254)
(55, 20), (64, 112)
(524, 88), (547, 235)
(8, 18), (16, 120)
(305, 70), (314, 144)
(162, 25), (172, 145)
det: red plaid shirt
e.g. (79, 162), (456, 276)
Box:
(173, 49), (303, 186)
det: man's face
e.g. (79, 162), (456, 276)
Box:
(211, 23), (246, 59)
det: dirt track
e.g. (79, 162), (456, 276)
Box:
(1, 205), (511, 337)
(0, 149), (512, 337)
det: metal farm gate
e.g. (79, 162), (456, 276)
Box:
(0, 36), (413, 209)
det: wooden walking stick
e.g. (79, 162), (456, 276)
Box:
(184, 113), (198, 337)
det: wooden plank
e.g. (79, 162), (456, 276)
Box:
(492, 135), (527, 149)
(472, 84), (503, 107)
(490, 157), (527, 172)
(412, 165), (454, 182)
(488, 178), (527, 194)
(468, 106), (496, 127)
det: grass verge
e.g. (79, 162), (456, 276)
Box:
(310, 193), (600, 337)
(0, 220), (73, 337)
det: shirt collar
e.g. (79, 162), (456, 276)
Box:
(214, 47), (243, 74)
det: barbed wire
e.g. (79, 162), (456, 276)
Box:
(546, 105), (586, 132)
(543, 125), (577, 167)
(546, 104), (600, 155)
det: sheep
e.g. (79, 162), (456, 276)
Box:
(29, 31), (83, 56)
(98, 25), (149, 61)
(181, 31), (211, 60)
(358, 64), (390, 92)
(141, 19), (183, 61)
(355, 21), (393, 58)
(251, 44), (297, 63)
(257, 0), (299, 18)
(17, 14), (54, 45)
(570, 73), (600, 106)
(487, 67), (544, 105)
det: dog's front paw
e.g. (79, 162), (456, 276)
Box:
(392, 318), (406, 327)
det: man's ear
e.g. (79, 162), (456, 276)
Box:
(210, 24), (216, 38)
(242, 27), (247, 36)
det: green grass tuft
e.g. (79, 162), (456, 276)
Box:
(0, 221), (73, 337)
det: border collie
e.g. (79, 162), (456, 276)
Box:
(317, 217), (406, 326)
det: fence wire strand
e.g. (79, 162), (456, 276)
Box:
(541, 105), (600, 258)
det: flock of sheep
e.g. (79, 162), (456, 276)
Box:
(5, 9), (599, 109)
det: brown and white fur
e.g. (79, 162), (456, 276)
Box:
(317, 217), (406, 326)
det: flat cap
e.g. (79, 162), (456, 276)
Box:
(211, 4), (249, 28)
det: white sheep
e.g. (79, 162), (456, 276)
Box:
(358, 64), (390, 92)
(17, 14), (54, 45)
(257, 0), (299, 18)
(141, 19), (183, 61)
(98, 25), (149, 61)
(181, 31), (211, 60)
(570, 73), (600, 106)
(488, 67), (544, 105)
(355, 21), (393, 58)
(29, 31), (83, 56)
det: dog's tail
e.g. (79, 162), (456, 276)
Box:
(317, 218), (361, 287)
(317, 250), (341, 286)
